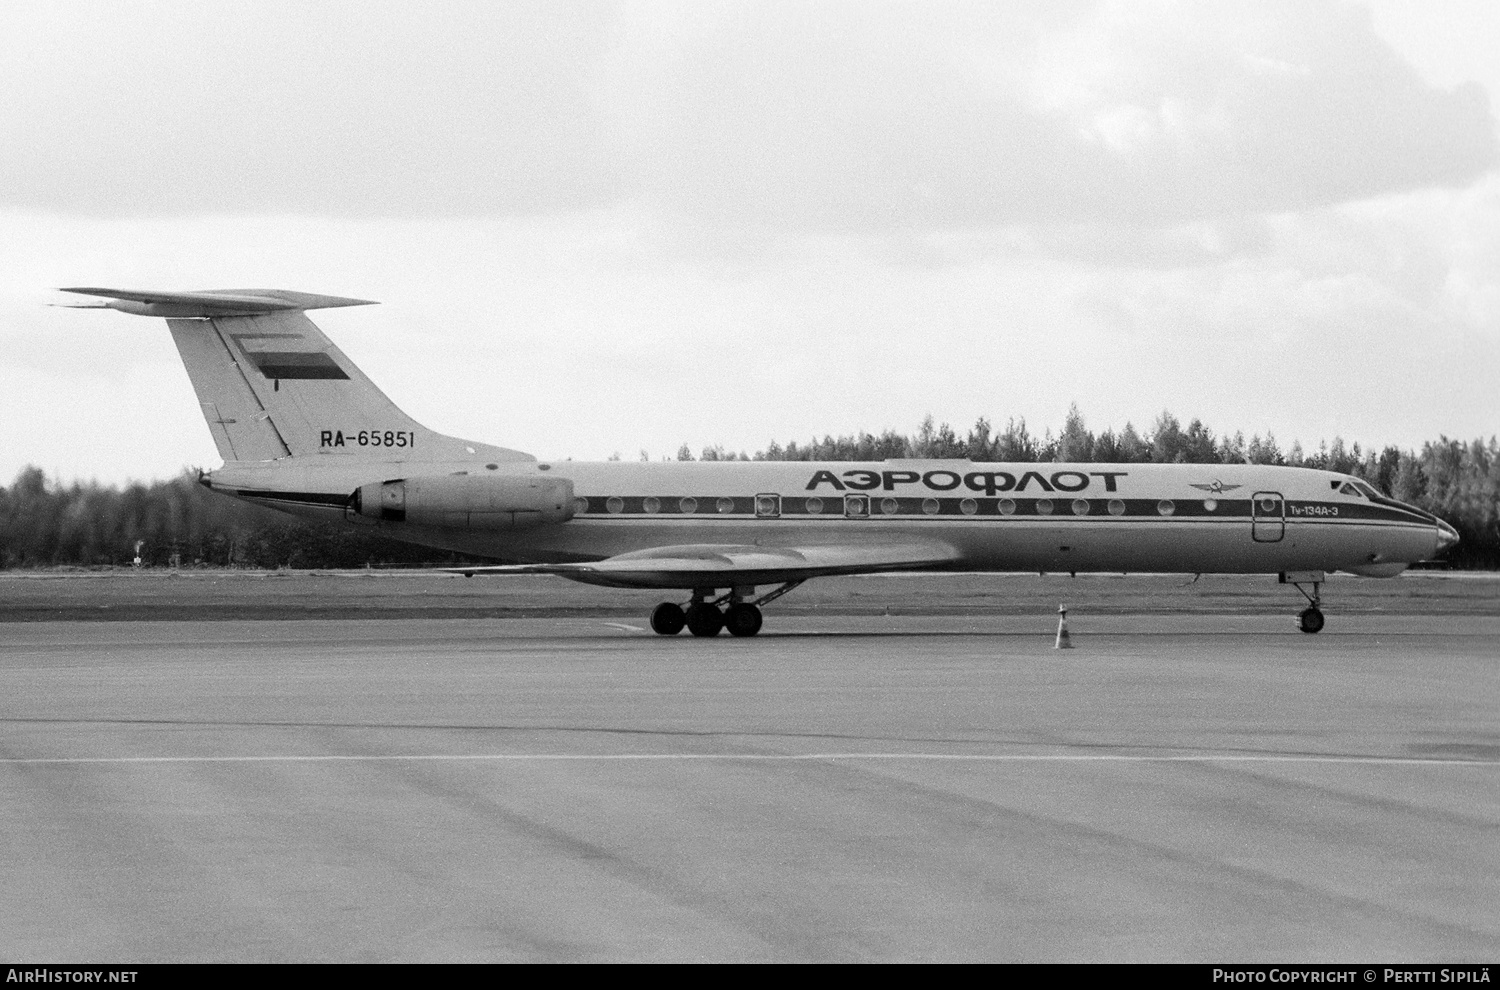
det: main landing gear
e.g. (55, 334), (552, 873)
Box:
(649, 582), (803, 638)
(1280, 571), (1326, 634)
(648, 600), (757, 636)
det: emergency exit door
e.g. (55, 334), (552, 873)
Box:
(1252, 491), (1285, 542)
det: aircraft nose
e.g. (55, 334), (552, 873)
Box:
(1435, 519), (1460, 554)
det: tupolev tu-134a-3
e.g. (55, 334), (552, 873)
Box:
(62, 286), (1459, 637)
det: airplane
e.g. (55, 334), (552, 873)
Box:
(61, 286), (1459, 637)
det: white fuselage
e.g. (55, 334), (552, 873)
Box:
(204, 456), (1448, 585)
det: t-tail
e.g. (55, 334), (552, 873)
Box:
(59, 287), (530, 465)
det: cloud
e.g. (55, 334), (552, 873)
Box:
(0, 0), (627, 217)
(4, 186), (1495, 488)
(3, 3), (1496, 485)
(610, 0), (1495, 229)
(1, 1), (1491, 230)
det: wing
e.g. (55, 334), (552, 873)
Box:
(446, 540), (961, 589)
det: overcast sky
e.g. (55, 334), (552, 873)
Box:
(1, 0), (1496, 484)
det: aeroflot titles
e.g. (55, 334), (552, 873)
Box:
(806, 469), (1129, 495)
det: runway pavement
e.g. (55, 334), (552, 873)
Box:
(1, 613), (1497, 961)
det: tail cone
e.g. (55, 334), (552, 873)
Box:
(1055, 605), (1074, 650)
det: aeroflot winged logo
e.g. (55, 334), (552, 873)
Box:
(1190, 480), (1242, 494)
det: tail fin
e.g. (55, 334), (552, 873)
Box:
(61, 287), (531, 465)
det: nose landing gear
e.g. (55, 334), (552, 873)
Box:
(1298, 607), (1325, 634)
(1280, 571), (1326, 634)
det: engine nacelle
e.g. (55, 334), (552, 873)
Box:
(350, 474), (575, 530)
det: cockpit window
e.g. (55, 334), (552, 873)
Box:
(1333, 479), (1381, 499)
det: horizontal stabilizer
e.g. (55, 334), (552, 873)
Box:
(59, 287), (377, 318)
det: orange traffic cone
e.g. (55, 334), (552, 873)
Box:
(1054, 605), (1074, 649)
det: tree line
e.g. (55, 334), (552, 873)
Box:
(0, 467), (478, 571)
(3, 408), (1496, 568)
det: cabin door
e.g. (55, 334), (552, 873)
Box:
(1251, 492), (1285, 542)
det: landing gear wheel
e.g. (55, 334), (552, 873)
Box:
(685, 602), (724, 638)
(724, 603), (763, 637)
(1299, 607), (1325, 634)
(650, 602), (685, 636)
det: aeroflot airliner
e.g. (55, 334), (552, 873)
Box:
(62, 287), (1459, 637)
